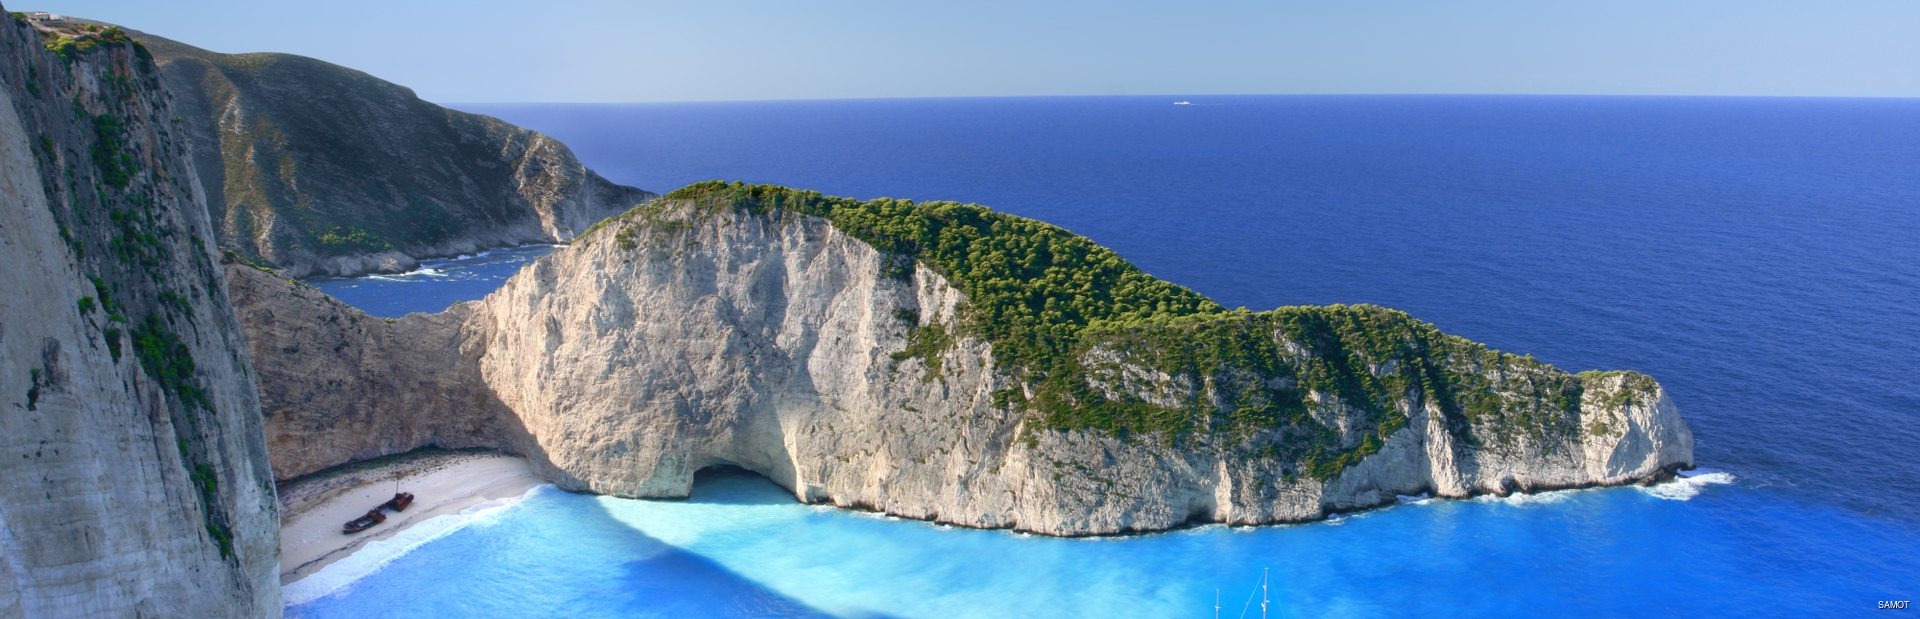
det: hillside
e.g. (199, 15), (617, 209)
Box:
(125, 28), (652, 277)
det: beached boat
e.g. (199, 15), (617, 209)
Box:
(342, 509), (386, 534)
(383, 492), (415, 512)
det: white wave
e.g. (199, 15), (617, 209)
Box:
(364, 266), (449, 281)
(1641, 470), (1735, 501)
(395, 266), (449, 278)
(1395, 493), (1433, 505)
(1497, 491), (1574, 506)
(1178, 523), (1231, 535)
(282, 485), (547, 606)
(1472, 486), (1592, 506)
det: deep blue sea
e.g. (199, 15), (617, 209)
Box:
(311, 244), (559, 316)
(298, 96), (1920, 617)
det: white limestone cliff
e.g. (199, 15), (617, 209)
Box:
(242, 197), (1693, 536)
(0, 13), (278, 618)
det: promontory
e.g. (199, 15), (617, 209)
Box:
(234, 181), (1695, 535)
(0, 8), (1695, 618)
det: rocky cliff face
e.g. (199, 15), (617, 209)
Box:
(223, 265), (520, 480)
(125, 28), (651, 278)
(0, 13), (278, 618)
(242, 184), (1693, 535)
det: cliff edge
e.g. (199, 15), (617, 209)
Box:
(0, 12), (278, 617)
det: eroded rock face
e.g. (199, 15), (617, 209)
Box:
(462, 205), (1692, 534)
(242, 197), (1693, 536)
(125, 28), (652, 278)
(0, 13), (278, 617)
(222, 267), (524, 480)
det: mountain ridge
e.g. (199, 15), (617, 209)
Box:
(122, 26), (652, 277)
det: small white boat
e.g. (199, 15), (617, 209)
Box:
(1173, 100), (1192, 106)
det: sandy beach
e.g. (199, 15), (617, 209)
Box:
(276, 450), (544, 585)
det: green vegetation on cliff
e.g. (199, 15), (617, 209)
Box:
(642, 181), (1219, 367)
(41, 24), (135, 61)
(597, 181), (1657, 479)
(14, 16), (240, 560)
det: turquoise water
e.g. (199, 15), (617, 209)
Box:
(288, 471), (1908, 618)
(291, 96), (1920, 616)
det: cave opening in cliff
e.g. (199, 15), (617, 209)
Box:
(687, 463), (790, 505)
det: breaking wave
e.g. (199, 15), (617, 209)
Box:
(1641, 470), (1735, 501)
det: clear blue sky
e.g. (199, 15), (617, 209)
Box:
(22, 0), (1920, 103)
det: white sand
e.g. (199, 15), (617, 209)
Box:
(276, 451), (544, 585)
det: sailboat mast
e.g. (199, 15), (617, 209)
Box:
(1260, 568), (1270, 619)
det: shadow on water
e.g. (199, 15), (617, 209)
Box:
(585, 467), (907, 619)
(543, 495), (828, 617)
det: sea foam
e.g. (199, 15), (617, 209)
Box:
(1641, 470), (1735, 501)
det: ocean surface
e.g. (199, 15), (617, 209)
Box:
(311, 244), (558, 316)
(293, 96), (1919, 617)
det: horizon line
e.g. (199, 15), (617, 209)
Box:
(443, 92), (1920, 107)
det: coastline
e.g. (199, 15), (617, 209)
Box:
(276, 450), (544, 586)
(300, 242), (568, 283)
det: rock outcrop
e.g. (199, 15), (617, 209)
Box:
(240, 183), (1693, 535)
(124, 28), (651, 278)
(0, 13), (278, 618)
(223, 265), (520, 480)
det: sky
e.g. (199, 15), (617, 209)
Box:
(21, 1), (1920, 103)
